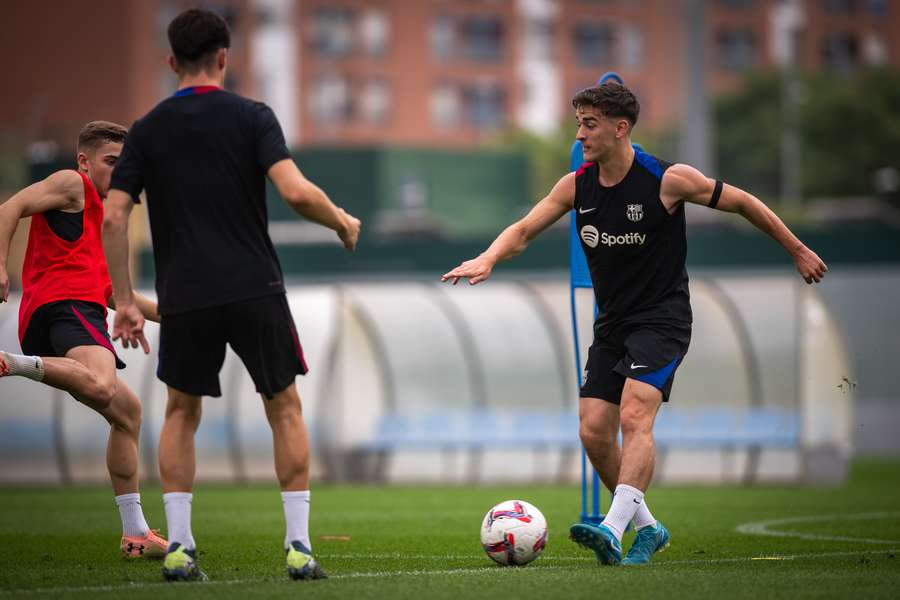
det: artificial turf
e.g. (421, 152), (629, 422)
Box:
(0, 459), (897, 599)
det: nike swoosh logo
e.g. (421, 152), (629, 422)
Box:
(633, 498), (641, 504)
(630, 362), (648, 369)
(578, 207), (597, 214)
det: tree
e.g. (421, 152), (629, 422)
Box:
(714, 69), (900, 202)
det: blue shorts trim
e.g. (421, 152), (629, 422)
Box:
(634, 356), (679, 390)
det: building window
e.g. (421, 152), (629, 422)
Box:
(310, 74), (350, 124)
(717, 0), (754, 8)
(465, 83), (506, 129)
(620, 25), (644, 68)
(361, 78), (391, 125)
(430, 15), (456, 62)
(715, 28), (757, 71)
(523, 19), (554, 61)
(359, 9), (389, 58)
(574, 23), (614, 66)
(311, 7), (354, 57)
(863, 33), (887, 66)
(821, 0), (858, 14)
(461, 16), (504, 62)
(431, 82), (461, 129)
(867, 0), (887, 17)
(821, 32), (859, 72)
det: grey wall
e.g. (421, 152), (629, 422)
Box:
(815, 266), (900, 455)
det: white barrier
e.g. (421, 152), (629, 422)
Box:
(0, 275), (854, 485)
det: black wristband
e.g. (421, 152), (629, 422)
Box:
(709, 179), (723, 209)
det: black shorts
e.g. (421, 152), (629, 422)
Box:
(580, 322), (690, 404)
(158, 294), (308, 398)
(21, 300), (125, 369)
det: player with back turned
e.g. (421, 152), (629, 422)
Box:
(443, 82), (826, 566)
(103, 9), (361, 582)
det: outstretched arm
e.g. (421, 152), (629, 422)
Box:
(102, 188), (149, 352)
(267, 159), (361, 251)
(442, 173), (576, 285)
(0, 170), (83, 302)
(661, 163), (827, 284)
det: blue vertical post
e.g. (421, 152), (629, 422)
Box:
(572, 71), (624, 526)
(570, 141), (603, 526)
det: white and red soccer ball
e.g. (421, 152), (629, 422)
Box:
(480, 499), (548, 566)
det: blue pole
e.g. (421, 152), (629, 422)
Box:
(572, 71), (625, 526)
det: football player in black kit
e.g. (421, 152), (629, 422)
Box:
(442, 82), (827, 566)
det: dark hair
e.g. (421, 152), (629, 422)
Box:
(571, 83), (640, 127)
(167, 8), (231, 73)
(77, 121), (127, 154)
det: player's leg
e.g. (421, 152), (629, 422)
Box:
(155, 308), (224, 582)
(158, 386), (205, 580)
(613, 326), (688, 565)
(577, 340), (625, 493)
(2, 351), (115, 407)
(62, 344), (168, 558)
(262, 384), (325, 579)
(56, 303), (169, 558)
(226, 294), (325, 581)
(572, 381), (662, 566)
(5, 301), (124, 410)
(604, 378), (663, 532)
(578, 396), (621, 493)
(10, 301), (167, 556)
(62, 345), (137, 493)
(571, 340), (629, 563)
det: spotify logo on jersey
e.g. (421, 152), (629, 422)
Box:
(580, 225), (600, 248)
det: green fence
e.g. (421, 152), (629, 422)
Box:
(27, 148), (900, 283)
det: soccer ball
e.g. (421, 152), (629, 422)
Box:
(480, 499), (548, 566)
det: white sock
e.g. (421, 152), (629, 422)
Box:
(282, 490), (311, 551)
(163, 492), (196, 550)
(115, 493), (150, 537)
(601, 484), (644, 541)
(632, 499), (657, 530)
(1, 351), (44, 381)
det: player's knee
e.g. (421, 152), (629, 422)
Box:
(578, 414), (617, 448)
(265, 399), (303, 429)
(89, 378), (118, 410)
(619, 403), (653, 437)
(116, 393), (142, 435)
(166, 396), (202, 426)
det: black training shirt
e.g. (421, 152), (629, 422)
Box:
(574, 149), (692, 335)
(110, 87), (291, 315)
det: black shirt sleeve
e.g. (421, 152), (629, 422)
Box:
(110, 125), (145, 203)
(253, 102), (291, 172)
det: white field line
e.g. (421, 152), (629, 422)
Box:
(735, 511), (900, 545)
(1, 548), (897, 596)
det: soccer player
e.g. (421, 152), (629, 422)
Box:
(0, 121), (167, 559)
(442, 83), (827, 566)
(102, 8), (361, 582)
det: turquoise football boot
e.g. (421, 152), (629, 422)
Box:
(622, 521), (670, 566)
(569, 522), (622, 565)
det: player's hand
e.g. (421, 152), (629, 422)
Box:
(0, 268), (8, 302)
(441, 255), (495, 285)
(338, 209), (361, 251)
(112, 301), (150, 354)
(793, 245), (828, 284)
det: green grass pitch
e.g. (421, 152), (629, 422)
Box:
(1, 459), (898, 599)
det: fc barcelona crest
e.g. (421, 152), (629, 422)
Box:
(626, 204), (643, 222)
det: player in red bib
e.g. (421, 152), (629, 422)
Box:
(0, 121), (168, 559)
